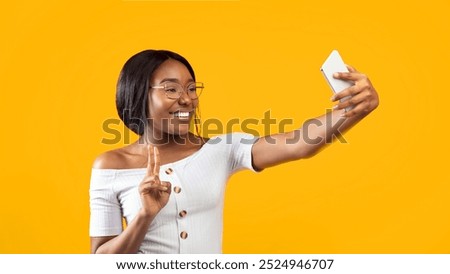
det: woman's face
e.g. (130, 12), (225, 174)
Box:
(147, 59), (198, 138)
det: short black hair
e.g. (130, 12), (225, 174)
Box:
(116, 49), (196, 135)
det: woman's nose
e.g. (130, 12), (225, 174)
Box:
(178, 90), (193, 105)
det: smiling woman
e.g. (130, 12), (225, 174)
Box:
(89, 49), (379, 254)
(115, 50), (199, 138)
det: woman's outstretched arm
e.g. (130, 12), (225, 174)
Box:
(251, 66), (379, 170)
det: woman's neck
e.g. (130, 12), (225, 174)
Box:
(139, 131), (203, 148)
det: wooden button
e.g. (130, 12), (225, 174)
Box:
(179, 210), (187, 218)
(174, 186), (181, 193)
(180, 231), (188, 239)
(165, 168), (173, 175)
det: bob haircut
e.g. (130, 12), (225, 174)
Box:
(116, 49), (196, 135)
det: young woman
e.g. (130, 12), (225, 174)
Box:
(89, 50), (379, 254)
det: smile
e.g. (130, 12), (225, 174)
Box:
(171, 110), (193, 119)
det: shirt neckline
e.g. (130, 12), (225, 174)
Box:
(92, 136), (218, 173)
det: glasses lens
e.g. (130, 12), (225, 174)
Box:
(162, 82), (204, 99)
(187, 82), (203, 99)
(164, 83), (182, 99)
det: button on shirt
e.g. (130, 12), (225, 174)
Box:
(89, 133), (257, 253)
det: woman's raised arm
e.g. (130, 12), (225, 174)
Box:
(251, 66), (379, 170)
(91, 145), (171, 254)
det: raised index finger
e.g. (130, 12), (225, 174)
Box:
(147, 144), (155, 176)
(153, 146), (160, 177)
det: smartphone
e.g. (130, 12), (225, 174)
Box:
(320, 50), (354, 111)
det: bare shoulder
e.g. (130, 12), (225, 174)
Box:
(92, 148), (128, 169)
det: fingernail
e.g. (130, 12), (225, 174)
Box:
(333, 72), (339, 78)
(330, 95), (336, 101)
(332, 105), (339, 109)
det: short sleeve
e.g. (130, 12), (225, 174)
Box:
(89, 169), (123, 237)
(228, 132), (259, 173)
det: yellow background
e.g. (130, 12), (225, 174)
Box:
(1, 0), (449, 253)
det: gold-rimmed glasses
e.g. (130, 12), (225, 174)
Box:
(151, 82), (204, 99)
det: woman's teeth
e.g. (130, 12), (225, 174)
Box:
(174, 112), (190, 118)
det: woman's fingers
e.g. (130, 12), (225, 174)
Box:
(334, 89), (371, 110)
(330, 69), (378, 117)
(332, 85), (359, 102)
(331, 74), (371, 102)
(161, 181), (172, 195)
(143, 145), (168, 196)
(332, 71), (367, 83)
(329, 66), (378, 117)
(147, 144), (154, 176)
(146, 145), (161, 178)
(141, 145), (170, 215)
(140, 180), (171, 193)
(153, 147), (160, 177)
(341, 100), (371, 118)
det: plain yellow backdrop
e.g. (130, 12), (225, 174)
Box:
(1, 0), (449, 253)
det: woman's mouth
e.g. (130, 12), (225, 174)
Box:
(171, 110), (193, 119)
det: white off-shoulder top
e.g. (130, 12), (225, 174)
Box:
(89, 133), (257, 253)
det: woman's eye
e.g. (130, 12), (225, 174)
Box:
(165, 88), (177, 93)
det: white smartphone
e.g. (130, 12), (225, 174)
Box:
(320, 50), (354, 111)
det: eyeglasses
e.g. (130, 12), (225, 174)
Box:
(151, 82), (204, 100)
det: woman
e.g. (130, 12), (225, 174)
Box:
(89, 49), (379, 254)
